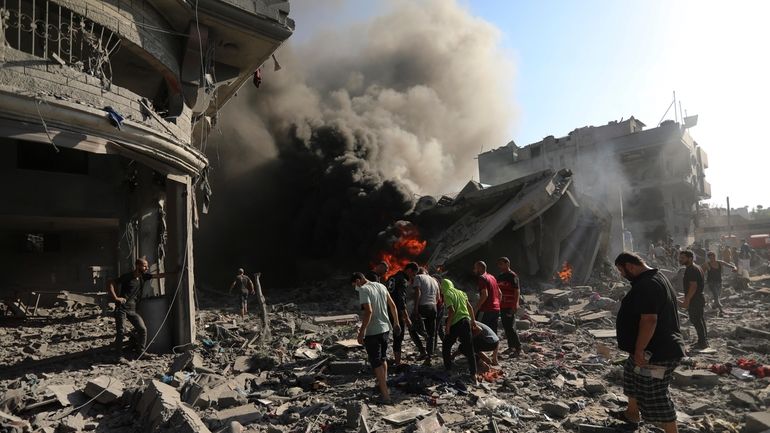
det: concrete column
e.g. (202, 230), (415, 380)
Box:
(166, 174), (196, 347)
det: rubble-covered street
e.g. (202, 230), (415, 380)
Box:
(2, 267), (769, 433)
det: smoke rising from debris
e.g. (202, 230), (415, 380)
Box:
(198, 0), (515, 285)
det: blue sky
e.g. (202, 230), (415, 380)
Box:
(290, 0), (769, 209)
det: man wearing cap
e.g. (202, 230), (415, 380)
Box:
(229, 268), (255, 318)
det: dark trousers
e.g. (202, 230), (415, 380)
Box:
(114, 307), (147, 354)
(414, 304), (437, 356)
(500, 308), (522, 350)
(477, 310), (500, 334)
(442, 318), (476, 375)
(706, 281), (722, 309)
(688, 297), (707, 345)
(435, 304), (446, 342)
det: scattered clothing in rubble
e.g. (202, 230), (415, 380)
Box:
(103, 106), (124, 129)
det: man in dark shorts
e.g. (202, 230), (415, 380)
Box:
(614, 252), (685, 433)
(496, 257), (522, 357)
(701, 251), (736, 316)
(473, 261), (501, 357)
(108, 258), (178, 359)
(679, 250), (707, 349)
(229, 268), (255, 318)
(352, 272), (400, 403)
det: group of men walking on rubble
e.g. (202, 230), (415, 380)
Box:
(353, 257), (522, 402)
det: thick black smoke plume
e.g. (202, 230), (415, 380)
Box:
(197, 0), (515, 288)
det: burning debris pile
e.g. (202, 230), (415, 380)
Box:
(2, 267), (770, 432)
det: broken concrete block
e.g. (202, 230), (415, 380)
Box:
(167, 403), (212, 433)
(731, 391), (761, 411)
(327, 360), (366, 375)
(515, 320), (532, 330)
(0, 410), (31, 432)
(171, 371), (187, 388)
(742, 411), (770, 433)
(232, 356), (253, 373)
(58, 413), (85, 433)
(23, 342), (48, 355)
(584, 379), (606, 395)
(136, 380), (182, 432)
(672, 370), (719, 387)
(47, 384), (89, 407)
(216, 389), (246, 409)
(84, 376), (125, 404)
(382, 407), (431, 426)
(171, 352), (195, 373)
(218, 421), (244, 433)
(206, 404), (262, 429)
(542, 401), (570, 419)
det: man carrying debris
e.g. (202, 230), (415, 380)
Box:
(496, 257), (522, 357)
(473, 261), (501, 339)
(352, 272), (400, 403)
(108, 258), (177, 359)
(678, 250), (708, 349)
(404, 262), (439, 365)
(440, 279), (479, 383)
(701, 251), (736, 316)
(614, 252), (686, 433)
(228, 268), (255, 318)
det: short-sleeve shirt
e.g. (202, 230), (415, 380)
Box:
(683, 264), (705, 300)
(477, 273), (501, 312)
(496, 270), (519, 309)
(117, 272), (152, 310)
(616, 269), (685, 362)
(443, 286), (471, 326)
(413, 274), (438, 306)
(233, 275), (252, 294)
(357, 281), (392, 336)
(386, 271), (408, 313)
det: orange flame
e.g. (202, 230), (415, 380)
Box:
(558, 261), (573, 284)
(375, 224), (427, 279)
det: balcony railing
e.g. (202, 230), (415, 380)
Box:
(1, 0), (121, 88)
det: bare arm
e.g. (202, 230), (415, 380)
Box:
(680, 281), (698, 308)
(718, 260), (737, 270)
(475, 288), (488, 314)
(357, 303), (373, 344)
(247, 278), (255, 295)
(467, 300), (479, 332)
(108, 279), (125, 304)
(634, 314), (657, 366)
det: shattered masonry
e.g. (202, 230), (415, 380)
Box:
(0, 0), (294, 347)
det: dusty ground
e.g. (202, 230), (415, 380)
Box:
(1, 268), (769, 433)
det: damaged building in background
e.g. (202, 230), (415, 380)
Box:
(478, 117), (710, 255)
(416, 169), (611, 285)
(0, 0), (293, 348)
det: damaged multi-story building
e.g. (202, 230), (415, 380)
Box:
(478, 117), (710, 255)
(0, 0), (293, 349)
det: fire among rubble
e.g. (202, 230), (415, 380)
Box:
(558, 261), (573, 285)
(375, 223), (427, 278)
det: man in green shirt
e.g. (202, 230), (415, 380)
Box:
(352, 272), (401, 403)
(440, 278), (479, 382)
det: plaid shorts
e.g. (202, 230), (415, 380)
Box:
(623, 357), (680, 423)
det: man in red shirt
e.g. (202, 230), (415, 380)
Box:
(473, 260), (501, 334)
(496, 257), (522, 357)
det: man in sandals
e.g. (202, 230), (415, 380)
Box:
(613, 252), (686, 433)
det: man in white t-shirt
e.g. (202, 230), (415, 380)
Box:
(352, 272), (400, 403)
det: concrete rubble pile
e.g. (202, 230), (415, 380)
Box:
(1, 271), (770, 433)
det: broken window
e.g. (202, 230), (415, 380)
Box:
(17, 141), (88, 174)
(531, 145), (541, 157)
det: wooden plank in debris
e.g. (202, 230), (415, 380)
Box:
(382, 407), (432, 426)
(587, 329), (616, 338)
(312, 314), (359, 325)
(578, 311), (612, 322)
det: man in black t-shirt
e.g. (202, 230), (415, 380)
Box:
(679, 250), (707, 349)
(613, 252), (684, 432)
(386, 269), (412, 365)
(108, 258), (177, 359)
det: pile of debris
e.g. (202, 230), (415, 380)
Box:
(1, 271), (769, 432)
